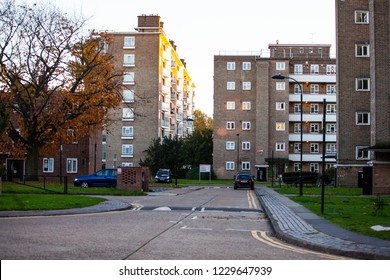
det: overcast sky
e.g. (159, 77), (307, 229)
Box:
(52, 0), (336, 116)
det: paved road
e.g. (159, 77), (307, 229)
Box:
(0, 186), (347, 260)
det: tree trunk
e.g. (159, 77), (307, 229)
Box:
(26, 143), (39, 180)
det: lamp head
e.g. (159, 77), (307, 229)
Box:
(272, 74), (286, 80)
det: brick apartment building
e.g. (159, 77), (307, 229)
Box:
(213, 44), (337, 180)
(103, 15), (195, 168)
(336, 0), (390, 194)
(0, 128), (102, 183)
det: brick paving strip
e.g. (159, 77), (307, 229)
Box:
(255, 187), (390, 259)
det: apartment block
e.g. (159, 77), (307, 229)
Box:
(336, 0), (390, 193)
(213, 44), (337, 180)
(104, 15), (195, 168)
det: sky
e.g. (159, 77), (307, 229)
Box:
(51, 0), (336, 116)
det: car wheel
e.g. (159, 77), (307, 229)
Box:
(81, 181), (89, 188)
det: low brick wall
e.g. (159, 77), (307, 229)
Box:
(116, 167), (150, 192)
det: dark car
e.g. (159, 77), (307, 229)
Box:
(234, 174), (254, 190)
(233, 171), (255, 180)
(74, 168), (117, 188)
(155, 169), (172, 183)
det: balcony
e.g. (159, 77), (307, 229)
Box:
(161, 118), (170, 128)
(161, 85), (170, 94)
(289, 133), (337, 142)
(289, 153), (337, 162)
(289, 94), (336, 103)
(161, 102), (170, 112)
(289, 74), (336, 83)
(289, 114), (336, 122)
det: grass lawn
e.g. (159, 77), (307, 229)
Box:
(0, 193), (106, 211)
(273, 186), (390, 241)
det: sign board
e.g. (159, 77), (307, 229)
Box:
(199, 164), (212, 182)
(199, 164), (211, 173)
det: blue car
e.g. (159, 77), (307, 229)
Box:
(74, 169), (117, 188)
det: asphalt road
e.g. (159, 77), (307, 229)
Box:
(0, 186), (347, 259)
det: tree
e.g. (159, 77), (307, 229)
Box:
(140, 137), (185, 176)
(0, 1), (122, 178)
(140, 110), (214, 178)
(193, 109), (213, 132)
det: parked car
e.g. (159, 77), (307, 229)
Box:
(155, 169), (172, 183)
(234, 174), (254, 190)
(233, 171), (255, 180)
(74, 169), (117, 188)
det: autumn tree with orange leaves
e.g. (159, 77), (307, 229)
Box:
(0, 1), (122, 178)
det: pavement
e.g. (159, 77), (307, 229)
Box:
(1, 186), (390, 259)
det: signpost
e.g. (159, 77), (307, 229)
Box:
(199, 164), (211, 182)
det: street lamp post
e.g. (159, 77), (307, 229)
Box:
(272, 74), (304, 196)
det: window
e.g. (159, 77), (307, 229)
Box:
(276, 122), (285, 131)
(226, 161), (235, 170)
(124, 36), (135, 48)
(356, 44), (370, 57)
(326, 65), (337, 75)
(122, 162), (134, 167)
(242, 101), (251, 110)
(327, 123), (337, 134)
(227, 101), (235, 110)
(294, 143), (301, 153)
(327, 104), (337, 114)
(123, 108), (134, 120)
(294, 163), (301, 172)
(310, 123), (320, 133)
(310, 84), (319, 94)
(356, 146), (370, 160)
(276, 82), (285, 91)
(226, 141), (235, 150)
(276, 142), (285, 151)
(310, 163), (319, 173)
(227, 82), (235, 90)
(242, 82), (251, 90)
(356, 112), (370, 125)
(294, 104), (301, 114)
(294, 123), (301, 133)
(299, 48), (304, 54)
(242, 62), (251, 70)
(227, 62), (235, 70)
(43, 158), (54, 173)
(327, 85), (337, 94)
(355, 11), (369, 24)
(122, 144), (133, 156)
(242, 121), (251, 130)
(310, 143), (319, 153)
(294, 64), (303, 74)
(123, 54), (135, 66)
(242, 162), (250, 171)
(226, 121), (235, 130)
(123, 90), (135, 103)
(294, 84), (302, 94)
(276, 62), (285, 70)
(356, 78), (370, 91)
(310, 104), (319, 114)
(66, 158), (77, 173)
(310, 64), (319, 74)
(276, 102), (285, 110)
(326, 143), (337, 153)
(123, 72), (135, 84)
(122, 126), (134, 138)
(242, 142), (251, 150)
